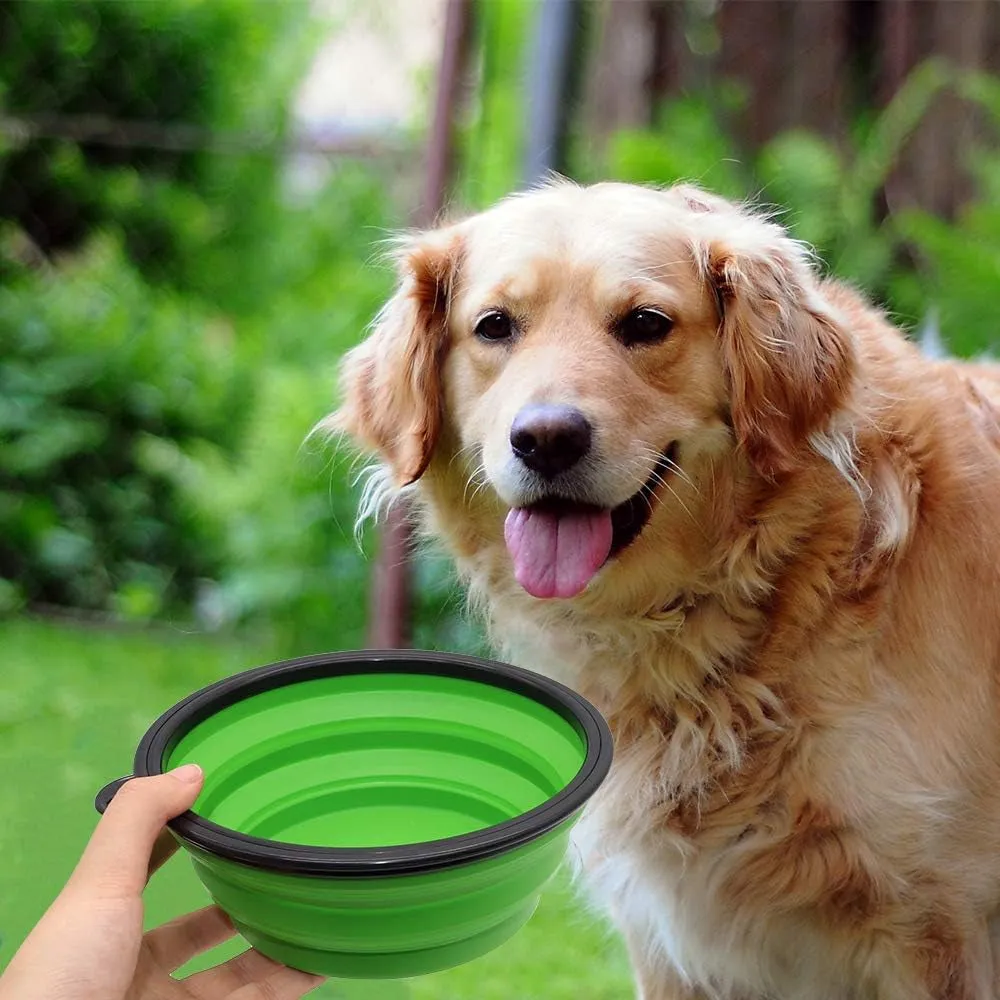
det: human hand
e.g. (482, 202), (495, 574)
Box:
(0, 765), (325, 1000)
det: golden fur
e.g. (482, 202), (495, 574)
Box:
(331, 181), (1000, 999)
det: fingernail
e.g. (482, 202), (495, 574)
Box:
(170, 763), (203, 783)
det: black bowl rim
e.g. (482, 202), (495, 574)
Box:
(95, 649), (613, 878)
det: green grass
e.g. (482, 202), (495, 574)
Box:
(0, 617), (632, 998)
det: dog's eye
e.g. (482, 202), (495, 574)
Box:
(474, 309), (514, 342)
(617, 307), (674, 346)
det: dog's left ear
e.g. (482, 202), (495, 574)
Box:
(333, 229), (462, 487)
(706, 229), (855, 478)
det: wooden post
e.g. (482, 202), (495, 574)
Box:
(910, 0), (991, 218)
(581, 0), (658, 150)
(366, 0), (473, 650)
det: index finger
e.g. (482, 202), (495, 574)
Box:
(68, 765), (204, 899)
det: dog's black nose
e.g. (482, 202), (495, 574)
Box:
(510, 404), (592, 479)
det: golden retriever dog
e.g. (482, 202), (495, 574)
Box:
(330, 180), (1000, 999)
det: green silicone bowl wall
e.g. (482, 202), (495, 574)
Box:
(166, 672), (587, 849)
(183, 819), (578, 978)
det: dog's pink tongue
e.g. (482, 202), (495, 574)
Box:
(504, 506), (613, 599)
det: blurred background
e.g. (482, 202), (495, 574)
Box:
(2, 0), (1000, 996)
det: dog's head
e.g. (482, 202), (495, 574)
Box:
(333, 182), (855, 601)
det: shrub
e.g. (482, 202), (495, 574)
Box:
(0, 0), (316, 312)
(0, 236), (248, 616)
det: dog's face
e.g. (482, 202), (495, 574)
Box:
(335, 182), (853, 601)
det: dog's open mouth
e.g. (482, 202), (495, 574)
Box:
(504, 443), (678, 600)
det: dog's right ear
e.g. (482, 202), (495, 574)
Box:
(332, 229), (462, 487)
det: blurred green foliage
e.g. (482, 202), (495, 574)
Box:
(458, 0), (534, 210)
(0, 0), (316, 311)
(0, 235), (247, 616)
(0, 0), (478, 652)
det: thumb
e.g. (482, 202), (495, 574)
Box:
(68, 765), (203, 899)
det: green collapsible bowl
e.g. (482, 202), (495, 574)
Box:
(95, 650), (613, 979)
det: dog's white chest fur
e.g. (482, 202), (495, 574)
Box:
(571, 805), (871, 1000)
